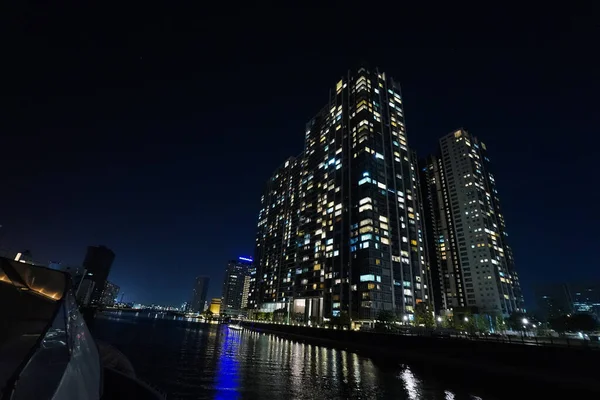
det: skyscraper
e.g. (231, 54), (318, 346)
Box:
(100, 281), (120, 306)
(82, 245), (115, 305)
(254, 67), (431, 322)
(191, 276), (209, 313)
(220, 257), (253, 316)
(420, 129), (524, 316)
(253, 156), (302, 311)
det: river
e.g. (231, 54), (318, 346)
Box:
(92, 311), (499, 399)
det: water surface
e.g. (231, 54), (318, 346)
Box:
(92, 311), (495, 399)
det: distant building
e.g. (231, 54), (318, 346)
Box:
(246, 266), (257, 309)
(100, 281), (120, 306)
(535, 284), (572, 321)
(209, 298), (221, 315)
(241, 275), (251, 309)
(571, 284), (600, 319)
(536, 283), (600, 321)
(191, 276), (209, 313)
(82, 245), (115, 306)
(220, 257), (253, 316)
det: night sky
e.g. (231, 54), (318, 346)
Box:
(2, 5), (598, 308)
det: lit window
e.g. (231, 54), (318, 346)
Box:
(360, 274), (375, 282)
(359, 204), (373, 212)
(360, 233), (373, 242)
(358, 177), (372, 185)
(358, 225), (373, 233)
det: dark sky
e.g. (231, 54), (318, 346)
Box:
(1, 5), (598, 308)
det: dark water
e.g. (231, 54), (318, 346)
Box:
(92, 311), (495, 399)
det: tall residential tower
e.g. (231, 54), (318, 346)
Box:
(254, 67), (431, 322)
(421, 129), (524, 316)
(253, 156), (302, 312)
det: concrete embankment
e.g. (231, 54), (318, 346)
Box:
(242, 321), (600, 393)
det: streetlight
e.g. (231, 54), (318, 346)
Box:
(521, 318), (529, 339)
(464, 317), (469, 322)
(437, 317), (442, 323)
(403, 315), (408, 325)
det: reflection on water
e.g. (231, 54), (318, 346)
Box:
(92, 312), (494, 400)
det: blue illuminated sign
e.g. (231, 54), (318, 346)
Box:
(238, 256), (253, 262)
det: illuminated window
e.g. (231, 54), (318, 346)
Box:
(359, 204), (373, 213)
(358, 177), (372, 185)
(359, 225), (373, 234)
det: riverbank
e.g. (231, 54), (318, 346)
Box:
(243, 321), (600, 394)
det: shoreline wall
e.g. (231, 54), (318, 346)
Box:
(242, 321), (600, 393)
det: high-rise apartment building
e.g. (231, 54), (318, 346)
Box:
(220, 257), (253, 316)
(254, 67), (431, 322)
(253, 157), (302, 311)
(82, 245), (115, 305)
(190, 276), (209, 313)
(100, 281), (120, 306)
(420, 129), (524, 316)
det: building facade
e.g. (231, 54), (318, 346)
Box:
(82, 245), (115, 305)
(100, 281), (120, 306)
(253, 157), (302, 312)
(190, 276), (209, 313)
(209, 298), (221, 315)
(254, 67), (432, 322)
(420, 129), (524, 316)
(220, 257), (253, 316)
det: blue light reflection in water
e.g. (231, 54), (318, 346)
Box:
(214, 327), (241, 399)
